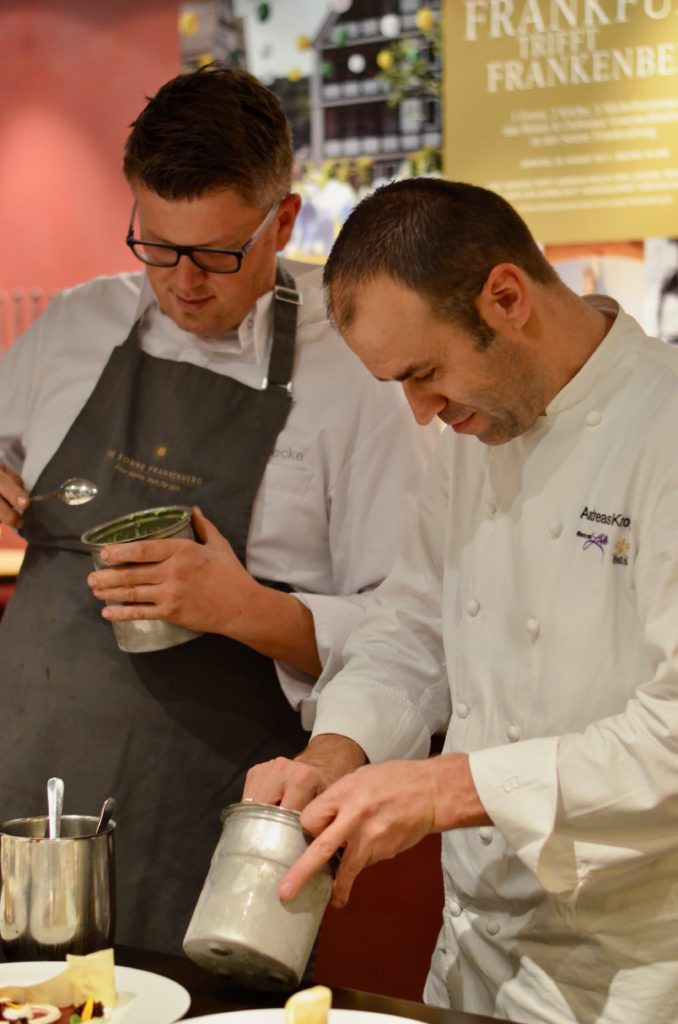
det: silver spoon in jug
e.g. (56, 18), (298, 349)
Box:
(95, 797), (116, 834)
(47, 776), (64, 839)
(30, 477), (98, 507)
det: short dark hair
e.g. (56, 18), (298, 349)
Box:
(323, 178), (558, 344)
(123, 64), (292, 208)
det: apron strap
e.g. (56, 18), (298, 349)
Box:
(122, 318), (143, 352)
(265, 264), (300, 393)
(122, 265), (300, 392)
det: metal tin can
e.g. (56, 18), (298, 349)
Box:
(183, 802), (334, 991)
(81, 505), (202, 653)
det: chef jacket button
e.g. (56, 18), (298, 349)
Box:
(486, 920), (500, 936)
(485, 500), (498, 517)
(548, 520), (563, 538)
(456, 702), (469, 719)
(478, 826), (493, 844)
(466, 598), (480, 617)
(448, 900), (462, 917)
(586, 410), (602, 426)
(526, 617), (540, 638)
(247, 317), (254, 329)
(507, 724), (521, 742)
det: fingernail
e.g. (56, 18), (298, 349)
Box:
(279, 881), (293, 900)
(100, 548), (109, 561)
(17, 496), (28, 509)
(102, 608), (113, 619)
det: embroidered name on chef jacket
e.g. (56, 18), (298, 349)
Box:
(579, 506), (632, 529)
(576, 506), (632, 564)
(272, 445), (305, 463)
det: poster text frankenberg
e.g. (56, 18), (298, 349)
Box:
(444, 0), (678, 242)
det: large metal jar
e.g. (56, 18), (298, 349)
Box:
(183, 802), (334, 991)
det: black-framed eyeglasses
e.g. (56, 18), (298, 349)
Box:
(125, 200), (281, 274)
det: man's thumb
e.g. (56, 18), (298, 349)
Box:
(191, 505), (215, 544)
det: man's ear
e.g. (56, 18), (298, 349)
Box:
(275, 193), (302, 251)
(477, 263), (531, 331)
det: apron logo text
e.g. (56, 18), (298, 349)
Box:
(105, 448), (204, 492)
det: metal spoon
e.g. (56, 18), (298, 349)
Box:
(95, 797), (116, 834)
(47, 776), (64, 839)
(30, 477), (98, 506)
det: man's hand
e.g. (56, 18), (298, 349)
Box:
(87, 506), (323, 675)
(243, 734), (368, 810)
(278, 754), (491, 908)
(0, 464), (29, 530)
(87, 506), (257, 635)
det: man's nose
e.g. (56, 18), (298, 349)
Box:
(402, 380), (446, 426)
(172, 254), (208, 288)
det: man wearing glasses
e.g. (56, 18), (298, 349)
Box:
(0, 67), (437, 952)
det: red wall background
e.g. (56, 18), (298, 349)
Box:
(0, 0), (180, 347)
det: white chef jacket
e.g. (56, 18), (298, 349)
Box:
(0, 262), (438, 720)
(312, 297), (678, 1023)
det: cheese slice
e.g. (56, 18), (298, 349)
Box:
(66, 949), (117, 1009)
(285, 985), (332, 1024)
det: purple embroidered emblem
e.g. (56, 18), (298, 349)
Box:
(576, 530), (609, 557)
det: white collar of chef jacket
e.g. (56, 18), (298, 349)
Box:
(545, 295), (640, 417)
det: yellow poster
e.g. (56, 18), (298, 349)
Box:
(442, 0), (678, 243)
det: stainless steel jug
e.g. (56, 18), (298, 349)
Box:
(0, 814), (116, 960)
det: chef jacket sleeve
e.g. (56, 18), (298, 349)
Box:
(309, 437), (452, 758)
(277, 400), (440, 721)
(470, 466), (678, 897)
(0, 316), (45, 475)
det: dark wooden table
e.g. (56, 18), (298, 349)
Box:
(116, 945), (498, 1024)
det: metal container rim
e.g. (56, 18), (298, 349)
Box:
(0, 814), (116, 840)
(81, 505), (193, 548)
(220, 801), (301, 827)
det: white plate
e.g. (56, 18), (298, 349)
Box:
(183, 1009), (418, 1024)
(0, 961), (191, 1024)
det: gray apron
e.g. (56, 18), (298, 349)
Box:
(0, 267), (308, 954)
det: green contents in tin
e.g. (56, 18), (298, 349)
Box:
(86, 508), (189, 545)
